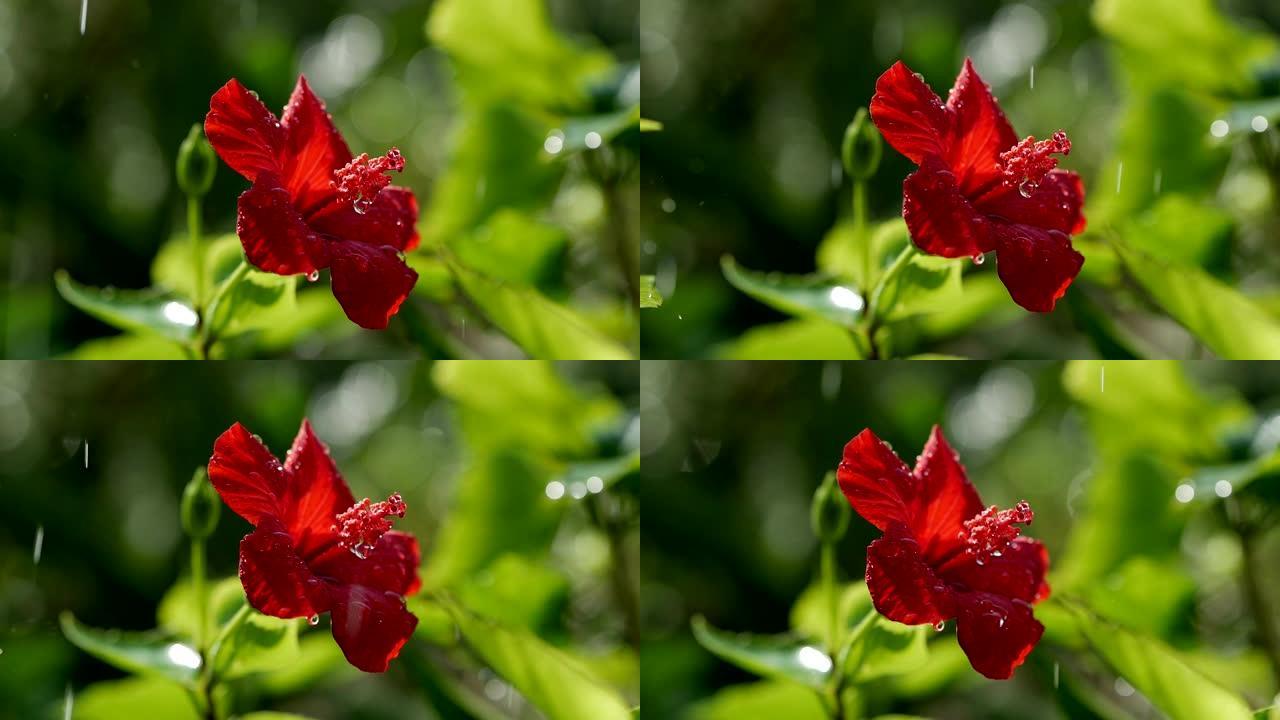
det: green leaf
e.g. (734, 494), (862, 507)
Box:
(55, 271), (197, 343)
(1093, 0), (1276, 96)
(1114, 240), (1280, 358)
(447, 602), (631, 720)
(455, 210), (567, 290)
(686, 681), (827, 720)
(427, 0), (613, 108)
(553, 452), (640, 492)
(1066, 602), (1254, 720)
(874, 251), (963, 322)
(721, 256), (864, 329)
(62, 334), (190, 360)
(454, 264), (632, 359)
(405, 254), (457, 303)
(238, 714), (317, 720)
(1119, 195), (1234, 274)
(640, 275), (663, 309)
(454, 554), (569, 632)
(1081, 557), (1196, 637)
(151, 234), (244, 301)
(816, 218), (909, 292)
(789, 582), (928, 683)
(59, 612), (200, 686)
(1186, 449), (1280, 501)
(213, 611), (301, 680)
(557, 106), (641, 154)
(70, 677), (198, 720)
(690, 616), (831, 690)
(206, 264), (296, 340)
(639, 118), (663, 132)
(714, 319), (861, 360)
(157, 577), (247, 642)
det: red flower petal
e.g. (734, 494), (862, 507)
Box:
(309, 186), (420, 253)
(944, 537), (1049, 605)
(865, 523), (955, 625)
(208, 422), (286, 526)
(910, 426), (985, 563)
(837, 429), (915, 531)
(329, 584), (418, 673)
(312, 531), (421, 597)
(954, 592), (1044, 679)
(993, 222), (1085, 312)
(277, 420), (356, 558)
(944, 58), (1018, 197)
(237, 173), (329, 276)
(328, 242), (418, 330)
(280, 76), (353, 217)
(903, 157), (993, 259)
(205, 79), (286, 183)
(239, 517), (330, 618)
(976, 169), (1086, 236)
(870, 61), (950, 164)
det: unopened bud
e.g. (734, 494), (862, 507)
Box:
(181, 467), (221, 539)
(177, 124), (217, 197)
(811, 471), (851, 543)
(842, 108), (883, 181)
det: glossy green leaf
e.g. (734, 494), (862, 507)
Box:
(640, 275), (663, 308)
(1186, 448), (1280, 501)
(70, 677), (198, 720)
(151, 233), (244, 302)
(454, 554), (569, 632)
(691, 616), (832, 690)
(554, 452), (640, 492)
(816, 218), (909, 292)
(722, 256), (864, 329)
(405, 254), (457, 303)
(874, 251), (964, 322)
(714, 319), (861, 360)
(212, 610), (301, 680)
(640, 118), (663, 132)
(59, 612), (200, 686)
(454, 264), (632, 359)
(1067, 602), (1253, 720)
(238, 714), (317, 720)
(1120, 196), (1233, 274)
(790, 582), (928, 683)
(206, 264), (296, 340)
(157, 577), (247, 642)
(55, 271), (197, 343)
(447, 602), (631, 720)
(686, 681), (827, 720)
(1114, 241), (1280, 358)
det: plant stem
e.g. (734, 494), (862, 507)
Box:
(601, 171), (640, 304)
(197, 259), (251, 358)
(588, 493), (640, 650)
(189, 195), (205, 309)
(191, 537), (207, 652)
(852, 180), (870, 288)
(861, 242), (918, 359)
(1239, 524), (1280, 687)
(821, 541), (839, 654)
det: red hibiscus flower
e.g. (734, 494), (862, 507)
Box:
(204, 76), (420, 330)
(207, 420), (420, 672)
(837, 426), (1049, 679)
(870, 58), (1086, 312)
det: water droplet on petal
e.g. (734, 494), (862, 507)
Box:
(307, 270), (320, 282)
(972, 253), (986, 265)
(308, 614), (320, 626)
(353, 197), (372, 214)
(351, 541), (370, 559)
(934, 621), (946, 631)
(1018, 179), (1035, 198)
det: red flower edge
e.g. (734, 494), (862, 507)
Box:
(837, 425), (1049, 679)
(204, 76), (420, 330)
(870, 58), (1086, 312)
(207, 419), (420, 672)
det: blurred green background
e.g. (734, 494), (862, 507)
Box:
(640, 0), (1280, 359)
(641, 360), (1280, 718)
(0, 0), (639, 359)
(0, 360), (639, 719)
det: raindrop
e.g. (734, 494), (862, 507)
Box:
(79, 0), (87, 35)
(353, 197), (372, 215)
(84, 440), (89, 469)
(934, 621), (945, 631)
(1100, 365), (1105, 393)
(307, 270), (320, 282)
(585, 475), (604, 494)
(972, 253), (986, 265)
(308, 614), (320, 626)
(1210, 120), (1229, 138)
(33, 525), (44, 565)
(661, 197), (677, 213)
(1018, 179), (1034, 198)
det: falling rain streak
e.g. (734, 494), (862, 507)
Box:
(63, 683), (73, 720)
(1153, 169), (1162, 194)
(79, 0), (88, 35)
(33, 525), (44, 564)
(1029, 65), (1034, 90)
(84, 440), (89, 468)
(1115, 162), (1123, 194)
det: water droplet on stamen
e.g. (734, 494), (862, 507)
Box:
(307, 270), (320, 282)
(1018, 179), (1034, 198)
(972, 253), (986, 265)
(308, 614), (320, 626)
(353, 197), (372, 215)
(350, 541), (370, 559)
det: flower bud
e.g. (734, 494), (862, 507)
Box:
(811, 471), (851, 543)
(181, 467), (221, 539)
(176, 124), (217, 197)
(842, 108), (883, 181)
